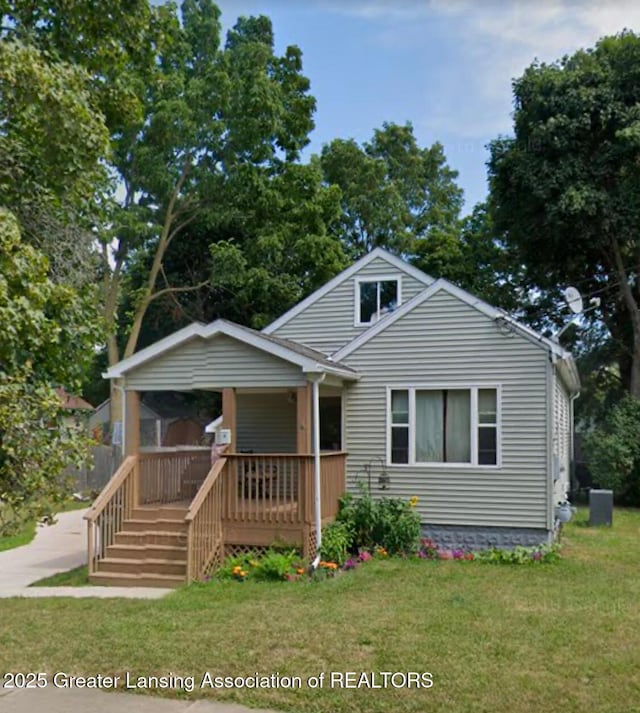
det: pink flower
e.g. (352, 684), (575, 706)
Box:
(438, 549), (453, 560)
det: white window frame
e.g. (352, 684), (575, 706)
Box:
(385, 384), (502, 468)
(354, 275), (402, 327)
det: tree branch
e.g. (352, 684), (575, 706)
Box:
(148, 279), (210, 304)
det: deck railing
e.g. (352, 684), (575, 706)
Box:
(185, 458), (226, 582)
(318, 451), (347, 520)
(138, 449), (211, 504)
(84, 455), (138, 575)
(221, 452), (347, 525)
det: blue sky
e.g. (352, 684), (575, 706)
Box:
(216, 0), (639, 211)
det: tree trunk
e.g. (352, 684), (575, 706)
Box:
(610, 236), (640, 398)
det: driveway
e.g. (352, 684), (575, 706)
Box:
(0, 509), (170, 599)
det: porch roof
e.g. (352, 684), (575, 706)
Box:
(104, 319), (359, 384)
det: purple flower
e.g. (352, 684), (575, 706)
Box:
(452, 549), (465, 560)
(343, 559), (357, 570)
(531, 551), (542, 561)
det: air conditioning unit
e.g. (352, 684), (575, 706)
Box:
(589, 489), (613, 527)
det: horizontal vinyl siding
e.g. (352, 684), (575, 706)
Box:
(342, 290), (550, 529)
(125, 336), (305, 391)
(236, 393), (296, 453)
(273, 256), (427, 353)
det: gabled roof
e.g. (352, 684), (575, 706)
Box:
(332, 278), (580, 392)
(262, 247), (435, 335)
(104, 319), (358, 382)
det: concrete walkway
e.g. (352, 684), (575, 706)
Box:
(0, 688), (282, 713)
(0, 508), (172, 599)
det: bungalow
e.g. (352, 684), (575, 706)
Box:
(86, 248), (579, 586)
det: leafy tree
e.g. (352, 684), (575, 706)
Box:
(583, 396), (640, 504)
(451, 202), (522, 312)
(0, 210), (100, 535)
(127, 158), (345, 343)
(488, 32), (640, 397)
(0, 40), (110, 284)
(320, 122), (464, 266)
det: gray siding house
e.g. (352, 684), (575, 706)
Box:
(264, 248), (579, 547)
(89, 249), (579, 586)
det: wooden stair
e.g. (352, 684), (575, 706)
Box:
(89, 503), (189, 588)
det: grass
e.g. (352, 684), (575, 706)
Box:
(0, 498), (90, 553)
(1, 509), (639, 713)
(29, 565), (89, 587)
(0, 519), (36, 552)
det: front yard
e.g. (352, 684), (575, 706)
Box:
(1, 509), (639, 712)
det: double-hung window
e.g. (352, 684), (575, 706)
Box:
(356, 277), (400, 325)
(388, 386), (500, 466)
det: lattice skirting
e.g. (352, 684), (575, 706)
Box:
(203, 542), (224, 575)
(223, 543), (270, 559)
(304, 526), (318, 560)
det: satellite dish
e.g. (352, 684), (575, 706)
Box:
(563, 286), (584, 314)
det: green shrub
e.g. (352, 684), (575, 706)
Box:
(216, 552), (257, 580)
(336, 485), (421, 555)
(319, 521), (352, 565)
(253, 549), (298, 581)
(583, 396), (640, 505)
(374, 498), (421, 555)
(336, 486), (377, 549)
(474, 544), (560, 565)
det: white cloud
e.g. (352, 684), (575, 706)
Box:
(323, 0), (640, 138)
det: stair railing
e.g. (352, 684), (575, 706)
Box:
(185, 457), (227, 583)
(84, 455), (138, 575)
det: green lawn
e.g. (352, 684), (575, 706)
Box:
(1, 509), (639, 713)
(29, 564), (90, 587)
(0, 519), (36, 552)
(0, 499), (89, 553)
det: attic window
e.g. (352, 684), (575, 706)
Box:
(356, 277), (400, 325)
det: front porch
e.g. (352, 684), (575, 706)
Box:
(86, 448), (346, 586)
(87, 320), (357, 586)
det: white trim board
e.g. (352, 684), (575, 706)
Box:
(104, 319), (359, 382)
(262, 247), (434, 335)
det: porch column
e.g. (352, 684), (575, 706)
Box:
(221, 388), (237, 453)
(124, 390), (140, 457)
(296, 383), (312, 453)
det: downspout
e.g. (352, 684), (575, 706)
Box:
(310, 373), (326, 568)
(112, 383), (126, 458)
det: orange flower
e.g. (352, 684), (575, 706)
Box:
(296, 568), (305, 575)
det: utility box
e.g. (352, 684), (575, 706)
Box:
(589, 489), (613, 527)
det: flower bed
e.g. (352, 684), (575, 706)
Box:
(204, 493), (560, 584)
(417, 537), (560, 564)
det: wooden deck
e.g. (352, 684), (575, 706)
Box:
(85, 450), (346, 586)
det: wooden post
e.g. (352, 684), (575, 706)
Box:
(221, 388), (236, 453)
(296, 383), (312, 454)
(124, 390), (140, 457)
